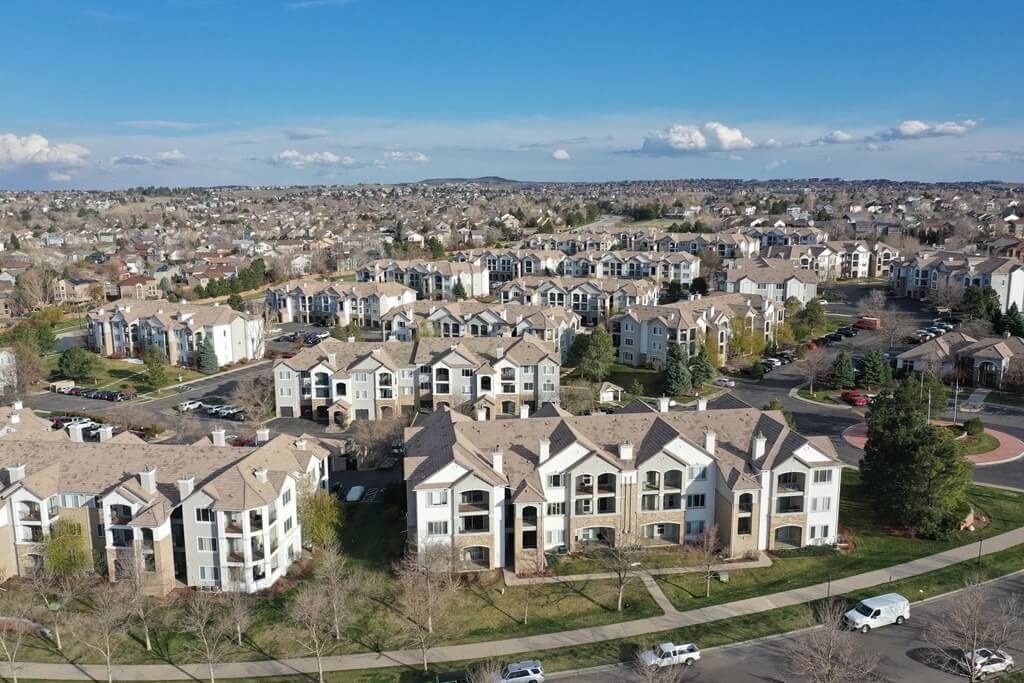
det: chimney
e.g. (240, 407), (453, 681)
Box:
(703, 427), (716, 454)
(619, 441), (634, 460)
(326, 352), (337, 366)
(68, 423), (85, 443)
(347, 336), (355, 343)
(496, 346), (504, 357)
(697, 396), (708, 411)
(98, 425), (114, 442)
(256, 427), (270, 444)
(490, 446), (503, 474)
(254, 467), (268, 483)
(538, 438), (550, 463)
(11, 400), (22, 411)
(294, 438), (308, 451)
(177, 474), (195, 499)
(752, 432), (767, 462)
(657, 396), (671, 413)
(139, 465), (157, 494)
(211, 428), (227, 447)
(9, 414), (19, 425)
(475, 406), (487, 422)
(6, 464), (25, 483)
(520, 403), (530, 420)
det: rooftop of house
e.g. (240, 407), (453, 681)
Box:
(87, 298), (255, 327)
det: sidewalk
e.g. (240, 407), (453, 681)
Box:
(502, 554), (770, 585)
(842, 420), (1024, 466)
(4, 528), (1024, 681)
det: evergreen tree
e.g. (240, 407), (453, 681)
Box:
(959, 285), (1002, 321)
(226, 293), (245, 311)
(663, 280), (684, 304)
(859, 350), (893, 388)
(830, 352), (856, 389)
(689, 345), (715, 387)
(450, 280), (467, 300)
(690, 276), (709, 296)
(57, 347), (101, 384)
(427, 237), (445, 259)
(663, 344), (692, 395)
(1002, 303), (1024, 337)
(860, 380), (973, 538)
(143, 345), (169, 388)
(579, 325), (615, 382)
(34, 323), (56, 354)
(198, 336), (219, 374)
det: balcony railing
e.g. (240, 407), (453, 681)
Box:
(249, 514), (264, 531)
(224, 520), (243, 534)
(227, 549), (246, 562)
(458, 502), (489, 513)
(776, 482), (805, 495)
(18, 509), (41, 522)
(251, 545), (265, 561)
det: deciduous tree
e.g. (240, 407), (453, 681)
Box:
(56, 347), (101, 384)
(786, 599), (880, 683)
(181, 591), (232, 683)
(579, 325), (616, 382)
(287, 584), (337, 683)
(73, 582), (131, 683)
(594, 544), (643, 612)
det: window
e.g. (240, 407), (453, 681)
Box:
(284, 517), (293, 533)
(547, 474), (564, 488)
(96, 523), (104, 538)
(811, 497), (831, 513)
(641, 494), (658, 511)
(688, 466), (707, 481)
(545, 529), (565, 546)
(282, 489), (291, 506)
(543, 365), (554, 375)
(199, 566), (220, 582)
(461, 368), (474, 377)
(737, 517), (752, 535)
(576, 499), (592, 515)
(197, 537), (218, 552)
(355, 373), (368, 382)
(813, 469), (833, 484)
(546, 503), (565, 515)
(427, 521), (448, 536)
(195, 508), (213, 523)
(428, 490), (449, 506)
(686, 494), (706, 509)
(685, 520), (706, 536)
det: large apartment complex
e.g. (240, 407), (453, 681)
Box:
(496, 276), (660, 326)
(86, 299), (266, 367)
(889, 251), (1024, 313)
(0, 402), (331, 595)
(403, 399), (842, 573)
(273, 335), (562, 426)
(356, 259), (490, 299)
(264, 279), (417, 327)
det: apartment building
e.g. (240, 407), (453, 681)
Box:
(744, 226), (828, 247)
(0, 401), (331, 595)
(403, 399), (842, 573)
(452, 248), (566, 284)
(118, 276), (161, 300)
(381, 301), (580, 359)
(273, 335), (562, 426)
(608, 293), (780, 367)
(265, 279), (417, 327)
(496, 276), (660, 326)
(356, 259), (490, 299)
(825, 241), (900, 279)
(526, 232), (617, 254)
(719, 259), (819, 304)
(889, 251), (1024, 313)
(86, 299), (265, 367)
(559, 251), (700, 285)
(896, 331), (1024, 388)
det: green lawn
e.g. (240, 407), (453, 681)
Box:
(945, 425), (1001, 456)
(983, 392), (1024, 409)
(797, 388), (846, 405)
(52, 318), (88, 334)
(549, 546), (701, 576)
(655, 470), (1024, 611)
(47, 352), (205, 393)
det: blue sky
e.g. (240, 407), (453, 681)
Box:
(1, 0), (1022, 188)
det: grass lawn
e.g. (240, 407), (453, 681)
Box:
(607, 362), (664, 396)
(796, 388), (848, 406)
(983, 392), (1024, 409)
(52, 317), (88, 334)
(945, 425), (1001, 456)
(655, 470), (1024, 612)
(549, 546), (701, 576)
(47, 352), (205, 393)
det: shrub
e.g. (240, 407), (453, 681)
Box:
(963, 417), (985, 437)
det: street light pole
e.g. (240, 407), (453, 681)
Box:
(952, 375), (961, 426)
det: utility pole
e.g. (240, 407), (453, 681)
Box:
(927, 389), (932, 423)
(952, 375), (961, 426)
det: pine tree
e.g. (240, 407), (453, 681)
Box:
(143, 345), (169, 389)
(830, 352), (856, 389)
(859, 350), (892, 388)
(689, 346), (715, 387)
(226, 293), (245, 311)
(579, 325), (615, 382)
(451, 280), (467, 300)
(198, 336), (219, 375)
(1003, 303), (1024, 337)
(663, 344), (692, 395)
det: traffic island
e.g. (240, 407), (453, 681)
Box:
(842, 421), (1024, 466)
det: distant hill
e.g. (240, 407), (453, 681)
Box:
(416, 176), (523, 185)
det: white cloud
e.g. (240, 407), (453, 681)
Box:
(387, 151), (429, 162)
(877, 119), (976, 140)
(975, 151), (1024, 163)
(110, 155), (151, 166)
(765, 159), (787, 170)
(118, 120), (205, 131)
(762, 138), (783, 149)
(0, 133), (90, 168)
(551, 148), (571, 161)
(48, 171), (73, 182)
(156, 149), (186, 163)
(283, 128), (329, 141)
(640, 121), (754, 155)
(268, 149), (355, 169)
(813, 130), (854, 145)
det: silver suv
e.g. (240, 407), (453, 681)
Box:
(496, 660), (544, 683)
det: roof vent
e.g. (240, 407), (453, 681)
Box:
(254, 468), (268, 483)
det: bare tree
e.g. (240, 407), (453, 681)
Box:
(72, 582), (131, 683)
(223, 591), (253, 648)
(857, 289), (887, 320)
(286, 584), (336, 683)
(633, 647), (690, 683)
(689, 523), (721, 599)
(389, 584), (454, 673)
(786, 599), (880, 683)
(466, 658), (504, 683)
(350, 418), (404, 469)
(181, 591), (232, 683)
(0, 592), (34, 683)
(594, 544), (644, 612)
(230, 376), (276, 431)
(313, 544), (350, 640)
(516, 555), (547, 626)
(926, 575), (1024, 682)
(27, 573), (78, 652)
(876, 306), (915, 351)
(393, 544), (458, 635)
(804, 348), (829, 395)
(115, 548), (158, 652)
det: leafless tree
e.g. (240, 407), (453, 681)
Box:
(929, 280), (965, 311)
(27, 573), (79, 652)
(876, 305), (916, 351)
(633, 647), (690, 683)
(286, 584), (336, 683)
(350, 418), (403, 469)
(926, 575), (1024, 681)
(223, 591), (253, 648)
(804, 348), (829, 395)
(230, 375), (276, 433)
(115, 548), (158, 652)
(0, 592), (34, 683)
(393, 544), (458, 635)
(857, 289), (887, 320)
(594, 544), (644, 612)
(181, 591), (233, 683)
(314, 544), (350, 640)
(689, 523), (721, 599)
(515, 554), (548, 626)
(786, 599), (880, 683)
(389, 583), (454, 673)
(72, 582), (131, 683)
(466, 658), (504, 683)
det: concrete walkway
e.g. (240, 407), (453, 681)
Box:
(843, 420), (1024, 466)
(502, 554), (771, 586)
(4, 528), (1024, 681)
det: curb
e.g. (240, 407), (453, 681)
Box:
(842, 421), (1024, 467)
(788, 384), (854, 410)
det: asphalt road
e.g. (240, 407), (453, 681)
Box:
(557, 573), (1024, 682)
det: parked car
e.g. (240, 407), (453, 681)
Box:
(345, 485), (366, 502)
(232, 437), (256, 447)
(495, 660), (545, 683)
(843, 593), (910, 633)
(713, 377), (736, 388)
(762, 357), (784, 368)
(957, 648), (1014, 679)
(825, 333), (843, 343)
(854, 317), (881, 330)
(639, 642), (701, 669)
(178, 400), (204, 413)
(50, 415), (90, 428)
(225, 410), (247, 422)
(841, 390), (870, 407)
(836, 327), (858, 337)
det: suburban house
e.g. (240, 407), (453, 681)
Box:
(718, 259), (819, 304)
(402, 399), (843, 573)
(608, 293), (780, 367)
(272, 335), (562, 426)
(0, 401), (331, 595)
(117, 275), (161, 300)
(356, 259), (490, 300)
(86, 299), (265, 367)
(496, 276), (661, 326)
(54, 277), (104, 305)
(265, 279), (417, 328)
(889, 251), (1024, 313)
(381, 301), (580, 359)
(896, 331), (1024, 388)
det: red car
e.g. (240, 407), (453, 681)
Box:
(841, 390), (870, 406)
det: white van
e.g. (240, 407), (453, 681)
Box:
(843, 593), (910, 633)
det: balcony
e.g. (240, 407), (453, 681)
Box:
(458, 501), (489, 513)
(251, 542), (265, 561)
(17, 504), (41, 523)
(458, 516), (489, 534)
(776, 473), (806, 495)
(224, 515), (243, 534)
(227, 545), (246, 563)
(109, 505), (133, 526)
(249, 511), (264, 532)
(776, 497), (804, 515)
